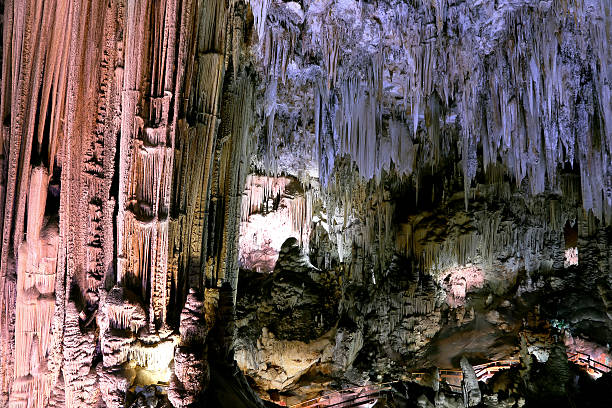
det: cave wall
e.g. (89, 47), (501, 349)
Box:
(233, 0), (612, 404)
(0, 0), (257, 406)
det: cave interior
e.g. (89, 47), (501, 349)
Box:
(0, 0), (611, 407)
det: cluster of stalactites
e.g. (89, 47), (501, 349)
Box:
(245, 0), (611, 289)
(308, 0), (612, 280)
(240, 174), (313, 250)
(322, 160), (585, 279)
(255, 0), (611, 222)
(128, 340), (176, 372)
(478, 3), (606, 216)
(318, 168), (395, 275)
(343, 2), (608, 217)
(319, 54), (428, 185)
(241, 175), (292, 221)
(467, 3), (611, 220)
(249, 0), (304, 175)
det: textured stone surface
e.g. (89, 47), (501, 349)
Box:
(0, 0), (261, 406)
(236, 176), (612, 404)
(460, 356), (481, 407)
(0, 0), (611, 407)
(239, 176), (314, 272)
(252, 0), (611, 220)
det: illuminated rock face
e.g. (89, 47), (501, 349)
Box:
(0, 0), (257, 406)
(239, 175), (313, 272)
(438, 265), (485, 308)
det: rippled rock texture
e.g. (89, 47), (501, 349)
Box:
(0, 0), (262, 406)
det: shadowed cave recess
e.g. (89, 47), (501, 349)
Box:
(0, 0), (611, 407)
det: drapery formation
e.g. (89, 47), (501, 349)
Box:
(0, 0), (256, 406)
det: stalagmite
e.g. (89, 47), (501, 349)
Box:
(460, 356), (481, 407)
(168, 289), (209, 407)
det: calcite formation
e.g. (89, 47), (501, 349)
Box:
(232, 2), (611, 406)
(253, 0), (611, 215)
(460, 356), (481, 407)
(1, 0), (258, 406)
(1, 0), (611, 407)
(239, 175), (314, 272)
(168, 289), (208, 407)
(238, 3), (612, 326)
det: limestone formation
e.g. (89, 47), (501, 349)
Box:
(0, 1), (611, 407)
(1, 0), (258, 406)
(460, 356), (481, 407)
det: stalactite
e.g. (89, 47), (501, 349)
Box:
(0, 0), (610, 406)
(333, 56), (383, 181)
(128, 340), (177, 372)
(10, 167), (57, 408)
(255, 2), (611, 285)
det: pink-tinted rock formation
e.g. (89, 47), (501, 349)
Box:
(0, 0), (257, 406)
(239, 175), (313, 272)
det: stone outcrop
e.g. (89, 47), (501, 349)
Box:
(235, 239), (338, 397)
(168, 289), (209, 407)
(460, 356), (481, 407)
